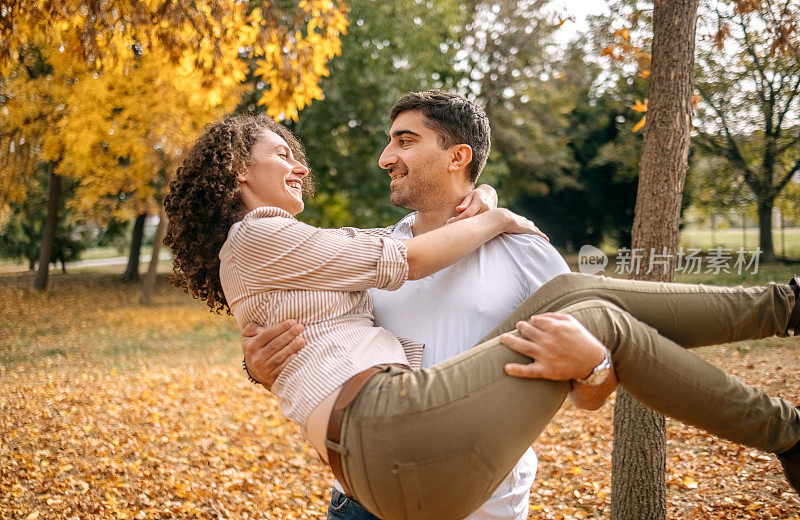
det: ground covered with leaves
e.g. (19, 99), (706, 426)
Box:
(1, 270), (799, 519)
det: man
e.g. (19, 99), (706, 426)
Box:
(241, 91), (608, 519)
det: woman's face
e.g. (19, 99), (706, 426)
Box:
(237, 130), (309, 215)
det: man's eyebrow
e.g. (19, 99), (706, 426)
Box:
(390, 129), (422, 139)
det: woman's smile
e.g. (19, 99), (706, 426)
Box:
(239, 130), (309, 215)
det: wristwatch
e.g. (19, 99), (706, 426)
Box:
(575, 349), (613, 386)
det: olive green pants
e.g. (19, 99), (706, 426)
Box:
(333, 273), (799, 520)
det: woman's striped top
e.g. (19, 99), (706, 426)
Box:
(219, 206), (424, 428)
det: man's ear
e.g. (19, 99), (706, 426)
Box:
(447, 144), (473, 173)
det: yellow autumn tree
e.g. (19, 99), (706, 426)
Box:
(0, 0), (348, 289)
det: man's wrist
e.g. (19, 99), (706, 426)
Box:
(575, 349), (613, 386)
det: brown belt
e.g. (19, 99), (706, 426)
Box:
(326, 366), (383, 498)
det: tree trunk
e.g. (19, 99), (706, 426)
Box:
(612, 394), (667, 514)
(122, 212), (147, 282)
(33, 170), (61, 291)
(612, 1), (698, 519)
(757, 198), (776, 263)
(140, 212), (167, 305)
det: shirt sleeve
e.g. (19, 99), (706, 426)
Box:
(521, 235), (572, 296)
(230, 216), (408, 292)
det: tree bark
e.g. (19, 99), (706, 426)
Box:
(757, 198), (776, 263)
(140, 211), (167, 305)
(611, 1), (698, 519)
(33, 170), (61, 291)
(612, 394), (667, 514)
(122, 212), (147, 283)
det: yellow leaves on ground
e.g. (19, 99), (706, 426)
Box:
(1, 271), (799, 519)
(1, 271), (332, 519)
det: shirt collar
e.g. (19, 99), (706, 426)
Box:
(243, 206), (296, 221)
(392, 212), (417, 239)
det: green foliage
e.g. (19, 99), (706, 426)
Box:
(485, 29), (645, 250)
(0, 164), (93, 269)
(275, 0), (467, 227)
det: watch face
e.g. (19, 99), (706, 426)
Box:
(580, 351), (612, 386)
(585, 366), (611, 386)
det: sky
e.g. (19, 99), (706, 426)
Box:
(549, 0), (611, 42)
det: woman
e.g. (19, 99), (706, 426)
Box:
(164, 114), (800, 520)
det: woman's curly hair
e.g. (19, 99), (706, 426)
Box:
(163, 114), (311, 314)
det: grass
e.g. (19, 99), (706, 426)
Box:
(0, 271), (239, 369)
(680, 227), (800, 260)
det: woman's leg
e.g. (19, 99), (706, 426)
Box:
(479, 273), (796, 347)
(340, 297), (799, 520)
(557, 299), (800, 453)
(341, 343), (570, 520)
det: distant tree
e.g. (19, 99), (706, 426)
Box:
(121, 213), (147, 283)
(469, 0), (577, 197)
(685, 146), (757, 231)
(0, 168), (91, 272)
(505, 41), (643, 250)
(694, 0), (800, 263)
(1, 0), (348, 289)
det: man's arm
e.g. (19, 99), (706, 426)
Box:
(241, 320), (306, 390)
(567, 371), (618, 411)
(239, 188), (509, 387)
(500, 313), (618, 410)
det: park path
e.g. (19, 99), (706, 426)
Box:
(0, 253), (172, 275)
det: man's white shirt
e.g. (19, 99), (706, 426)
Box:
(367, 212), (571, 520)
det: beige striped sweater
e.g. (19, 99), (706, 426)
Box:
(219, 206), (424, 427)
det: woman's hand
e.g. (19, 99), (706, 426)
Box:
(496, 208), (548, 241)
(448, 184), (498, 224)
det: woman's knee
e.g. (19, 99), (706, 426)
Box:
(552, 299), (627, 346)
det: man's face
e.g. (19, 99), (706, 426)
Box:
(378, 110), (450, 211)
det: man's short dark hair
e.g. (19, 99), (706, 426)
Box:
(390, 90), (490, 184)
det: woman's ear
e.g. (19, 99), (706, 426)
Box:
(236, 171), (248, 184)
(448, 144), (473, 173)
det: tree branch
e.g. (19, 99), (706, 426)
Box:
(775, 69), (800, 130)
(776, 130), (800, 155)
(696, 83), (759, 188)
(738, 13), (771, 105)
(776, 155), (800, 192)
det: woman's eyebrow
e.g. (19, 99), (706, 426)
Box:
(275, 144), (293, 155)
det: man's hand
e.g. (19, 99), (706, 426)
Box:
(500, 313), (617, 409)
(241, 320), (306, 390)
(500, 313), (608, 381)
(448, 184), (498, 223)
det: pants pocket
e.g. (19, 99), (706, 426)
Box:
(393, 447), (495, 520)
